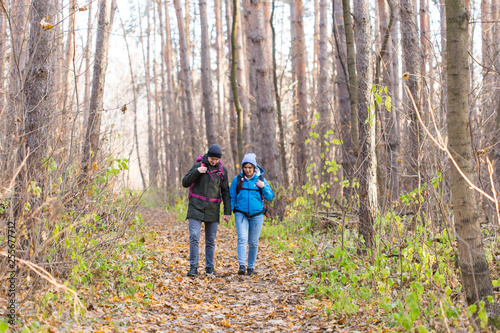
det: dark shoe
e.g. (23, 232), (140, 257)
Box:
(247, 268), (256, 276)
(187, 265), (198, 277)
(206, 267), (218, 277)
(238, 265), (246, 275)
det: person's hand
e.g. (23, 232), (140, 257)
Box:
(256, 179), (264, 188)
(223, 215), (231, 222)
(198, 166), (207, 173)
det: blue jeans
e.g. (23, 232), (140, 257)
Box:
(235, 212), (264, 269)
(188, 218), (218, 269)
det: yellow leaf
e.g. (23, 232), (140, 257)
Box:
(40, 16), (54, 30)
(402, 72), (410, 80)
(79, 5), (88, 11)
(92, 162), (98, 171)
(121, 104), (127, 113)
(220, 319), (231, 327)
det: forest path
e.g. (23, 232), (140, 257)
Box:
(130, 207), (337, 332)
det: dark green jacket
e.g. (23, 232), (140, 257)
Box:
(182, 155), (231, 222)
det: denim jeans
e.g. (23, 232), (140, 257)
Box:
(235, 212), (264, 268)
(188, 218), (218, 269)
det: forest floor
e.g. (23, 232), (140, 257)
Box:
(6, 207), (396, 332)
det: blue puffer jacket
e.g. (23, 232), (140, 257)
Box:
(230, 166), (274, 217)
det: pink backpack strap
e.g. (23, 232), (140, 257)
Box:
(188, 156), (223, 202)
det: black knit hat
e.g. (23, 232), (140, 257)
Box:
(207, 144), (222, 158)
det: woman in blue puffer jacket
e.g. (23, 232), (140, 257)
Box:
(230, 153), (274, 276)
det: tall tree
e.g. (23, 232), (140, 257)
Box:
(173, 0), (196, 159)
(199, 0), (216, 146)
(247, 0), (282, 183)
(24, 0), (57, 186)
(271, 0), (289, 188)
(354, 0), (377, 249)
(0, 8), (6, 112)
(317, 0), (331, 185)
(82, 0), (114, 172)
(62, 0), (77, 123)
(231, 0), (244, 162)
(82, 1), (93, 133)
(446, 0), (500, 325)
(342, 0), (360, 153)
(214, 0), (225, 134)
(334, 0), (355, 201)
(292, 0), (308, 186)
(401, 0), (422, 191)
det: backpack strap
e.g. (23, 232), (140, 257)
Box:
(188, 158), (224, 202)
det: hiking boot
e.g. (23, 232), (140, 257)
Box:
(247, 268), (256, 276)
(238, 265), (246, 275)
(187, 265), (198, 277)
(206, 267), (218, 277)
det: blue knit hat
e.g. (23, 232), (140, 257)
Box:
(241, 153), (257, 168)
(207, 144), (222, 158)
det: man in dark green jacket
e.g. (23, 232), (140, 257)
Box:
(182, 144), (231, 277)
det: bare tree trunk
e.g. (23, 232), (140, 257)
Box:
(271, 0), (289, 188)
(292, 0), (308, 186)
(163, 0), (179, 183)
(62, 0), (77, 125)
(237, 3), (252, 153)
(342, 0), (360, 152)
(0, 8), (6, 112)
(333, 0), (355, 201)
(174, 0), (196, 159)
(83, 0), (93, 136)
(231, 0), (244, 162)
(199, 0), (217, 146)
(318, 0), (331, 186)
(247, 0), (282, 183)
(120, 17), (146, 189)
(82, 0), (113, 172)
(401, 0), (422, 191)
(24, 0), (57, 186)
(446, 0), (500, 325)
(354, 0), (377, 250)
(215, 0), (225, 137)
(225, 0), (238, 171)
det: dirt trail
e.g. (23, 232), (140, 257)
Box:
(134, 208), (334, 332)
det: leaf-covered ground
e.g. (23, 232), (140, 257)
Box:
(5, 208), (365, 332)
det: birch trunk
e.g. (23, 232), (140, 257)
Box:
(83, 1), (93, 134)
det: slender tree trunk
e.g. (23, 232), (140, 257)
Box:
(333, 0), (355, 201)
(24, 0), (57, 186)
(120, 18), (147, 189)
(231, 0), (244, 162)
(446, 0), (500, 325)
(83, 1), (93, 134)
(293, 0), (308, 186)
(271, 0), (289, 188)
(342, 0), (360, 152)
(354, 0), (377, 250)
(199, 0), (217, 146)
(163, 0), (178, 183)
(82, 0), (114, 172)
(215, 0), (225, 137)
(225, 0), (238, 171)
(237, 3), (252, 153)
(401, 0), (422, 192)
(62, 0), (77, 124)
(174, 0), (196, 158)
(247, 0), (282, 183)
(318, 0), (331, 186)
(0, 8), (6, 113)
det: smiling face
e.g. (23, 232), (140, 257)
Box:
(243, 163), (255, 178)
(208, 156), (220, 166)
